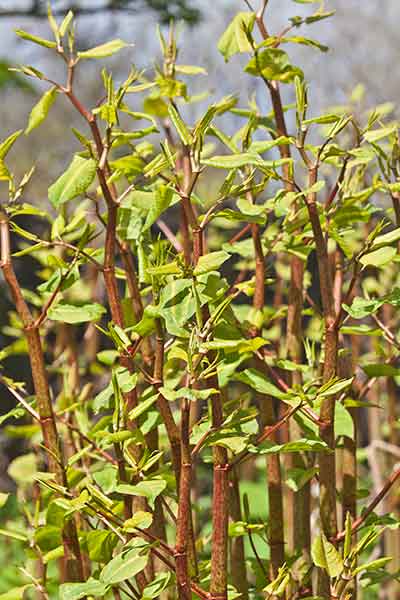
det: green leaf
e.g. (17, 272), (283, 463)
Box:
(0, 493), (9, 508)
(59, 11), (74, 37)
(343, 297), (384, 319)
(193, 251), (230, 275)
(116, 478), (166, 508)
(129, 395), (158, 421)
(123, 511), (153, 532)
(78, 39), (130, 59)
(0, 130), (22, 160)
(167, 104), (192, 146)
(49, 155), (97, 207)
(285, 467), (318, 492)
(100, 541), (149, 585)
(361, 364), (399, 377)
(0, 528), (28, 542)
(143, 185), (175, 232)
(234, 369), (285, 399)
(245, 49), (303, 83)
(359, 246), (397, 267)
(303, 114), (341, 126)
(263, 565), (290, 596)
(371, 227), (400, 248)
(87, 530), (118, 563)
(8, 453), (37, 485)
(353, 557), (392, 576)
(48, 302), (106, 324)
(218, 12), (255, 61)
(252, 438), (330, 454)
(0, 586), (33, 600)
(284, 35), (328, 52)
(311, 533), (343, 577)
(35, 524), (62, 552)
(175, 64), (207, 75)
(43, 545), (64, 564)
(59, 579), (109, 600)
(318, 377), (353, 397)
(305, 11), (336, 24)
(15, 29), (56, 49)
(248, 135), (293, 154)
(364, 125), (397, 143)
(334, 403), (354, 439)
(202, 152), (292, 170)
(25, 86), (57, 134)
(142, 572), (173, 600)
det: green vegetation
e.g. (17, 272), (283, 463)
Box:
(0, 2), (400, 599)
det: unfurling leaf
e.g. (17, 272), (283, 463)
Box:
(311, 533), (343, 577)
(245, 49), (303, 83)
(218, 12), (255, 61)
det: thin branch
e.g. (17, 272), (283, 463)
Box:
(334, 463), (400, 543)
(0, 376), (40, 421)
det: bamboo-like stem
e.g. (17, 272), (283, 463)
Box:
(259, 397), (285, 580)
(305, 168), (338, 545)
(255, 4), (339, 585)
(0, 213), (84, 583)
(154, 318), (182, 483)
(249, 200), (285, 581)
(251, 6), (310, 579)
(229, 469), (249, 600)
(175, 398), (192, 600)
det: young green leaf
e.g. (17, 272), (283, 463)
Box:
(59, 579), (109, 600)
(0, 130), (22, 160)
(167, 104), (192, 146)
(49, 155), (97, 207)
(218, 12), (255, 61)
(59, 11), (74, 37)
(245, 49), (303, 83)
(47, 302), (106, 324)
(193, 251), (230, 275)
(25, 86), (57, 134)
(359, 246), (397, 267)
(100, 542), (149, 585)
(115, 479), (166, 508)
(311, 533), (343, 577)
(78, 39), (130, 59)
(15, 29), (57, 49)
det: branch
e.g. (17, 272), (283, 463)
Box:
(334, 463), (400, 543)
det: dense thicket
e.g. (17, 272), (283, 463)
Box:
(0, 3), (400, 600)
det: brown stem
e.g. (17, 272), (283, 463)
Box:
(175, 398), (192, 600)
(153, 318), (181, 483)
(253, 8), (310, 577)
(259, 397), (285, 580)
(305, 168), (338, 555)
(0, 213), (83, 583)
(229, 469), (249, 600)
